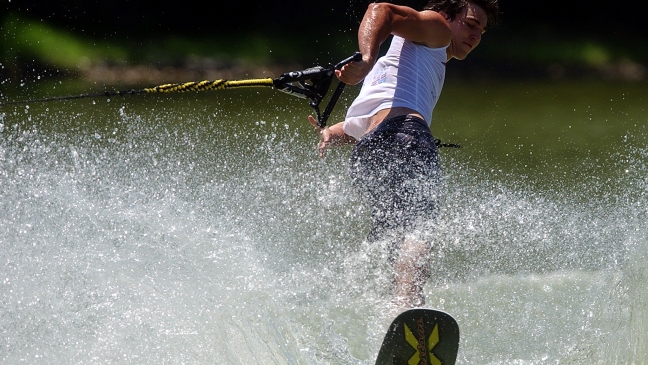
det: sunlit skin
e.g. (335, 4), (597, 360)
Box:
(308, 1), (490, 308)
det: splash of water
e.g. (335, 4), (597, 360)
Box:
(0, 98), (646, 364)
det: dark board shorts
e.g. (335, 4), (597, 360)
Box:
(349, 115), (441, 247)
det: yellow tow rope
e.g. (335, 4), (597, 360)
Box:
(143, 78), (275, 93)
(0, 52), (362, 127)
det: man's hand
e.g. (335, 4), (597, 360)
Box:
(335, 57), (373, 85)
(308, 116), (357, 158)
(308, 115), (333, 158)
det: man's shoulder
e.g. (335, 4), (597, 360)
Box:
(395, 8), (452, 48)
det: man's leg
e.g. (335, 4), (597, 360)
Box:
(393, 238), (431, 308)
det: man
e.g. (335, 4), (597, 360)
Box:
(309, 0), (499, 307)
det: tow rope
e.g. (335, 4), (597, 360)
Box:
(0, 52), (362, 128)
(434, 139), (461, 148)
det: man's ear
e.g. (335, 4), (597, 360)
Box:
(438, 11), (451, 21)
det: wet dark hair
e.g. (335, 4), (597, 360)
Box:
(424, 0), (499, 29)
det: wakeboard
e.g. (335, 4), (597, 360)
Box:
(375, 309), (459, 365)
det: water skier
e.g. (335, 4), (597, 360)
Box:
(309, 0), (499, 307)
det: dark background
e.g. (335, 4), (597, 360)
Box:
(4, 0), (646, 41)
(2, 0), (647, 83)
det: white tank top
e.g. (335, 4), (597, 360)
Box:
(343, 36), (448, 140)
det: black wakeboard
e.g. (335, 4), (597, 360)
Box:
(375, 309), (460, 365)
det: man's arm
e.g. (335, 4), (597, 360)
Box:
(336, 3), (452, 85)
(308, 117), (356, 158)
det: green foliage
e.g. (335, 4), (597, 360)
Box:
(0, 15), (354, 73)
(2, 15), (128, 71)
(1, 13), (644, 80)
(475, 26), (647, 67)
(125, 31), (355, 66)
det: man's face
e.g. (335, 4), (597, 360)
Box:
(448, 2), (488, 60)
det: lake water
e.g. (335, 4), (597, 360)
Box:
(0, 78), (646, 364)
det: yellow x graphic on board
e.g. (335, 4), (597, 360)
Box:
(404, 322), (441, 365)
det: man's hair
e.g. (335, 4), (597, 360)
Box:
(424, 0), (499, 29)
